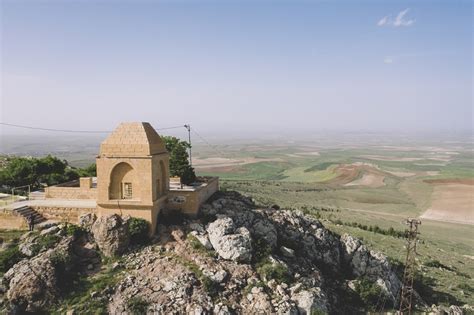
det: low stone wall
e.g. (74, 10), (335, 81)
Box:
(0, 211), (27, 229)
(167, 177), (219, 216)
(33, 206), (95, 224)
(45, 187), (97, 200)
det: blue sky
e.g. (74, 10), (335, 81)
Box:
(1, 0), (472, 135)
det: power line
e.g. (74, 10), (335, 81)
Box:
(191, 128), (226, 156)
(156, 125), (187, 131)
(0, 122), (111, 133)
(1, 121), (225, 157)
(0, 122), (185, 133)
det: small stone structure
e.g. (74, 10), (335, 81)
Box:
(6, 122), (218, 234)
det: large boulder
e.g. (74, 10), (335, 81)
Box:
(3, 256), (57, 311)
(207, 217), (252, 263)
(291, 288), (329, 315)
(3, 238), (73, 312)
(91, 214), (130, 257)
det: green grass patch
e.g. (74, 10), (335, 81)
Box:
(354, 277), (392, 311)
(0, 245), (24, 274)
(127, 297), (149, 315)
(129, 217), (150, 245)
(186, 234), (216, 258)
(51, 263), (124, 315)
(0, 229), (27, 243)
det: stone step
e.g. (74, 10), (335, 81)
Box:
(13, 206), (47, 225)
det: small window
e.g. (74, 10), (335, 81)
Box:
(122, 182), (133, 199)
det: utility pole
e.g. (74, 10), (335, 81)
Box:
(184, 124), (192, 166)
(399, 218), (421, 315)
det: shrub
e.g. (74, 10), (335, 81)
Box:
(201, 276), (219, 298)
(253, 238), (273, 265)
(127, 297), (149, 315)
(187, 234), (215, 257)
(66, 224), (86, 238)
(31, 234), (61, 256)
(129, 218), (150, 245)
(458, 283), (474, 293)
(354, 277), (391, 311)
(257, 261), (292, 283)
(0, 245), (24, 273)
(424, 259), (455, 271)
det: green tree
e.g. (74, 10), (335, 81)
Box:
(0, 155), (94, 191)
(77, 163), (97, 177)
(162, 136), (196, 185)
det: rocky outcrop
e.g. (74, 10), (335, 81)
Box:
(2, 237), (74, 313)
(340, 233), (402, 304)
(91, 214), (130, 257)
(1, 191), (417, 314)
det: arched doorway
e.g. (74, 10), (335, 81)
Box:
(109, 162), (136, 200)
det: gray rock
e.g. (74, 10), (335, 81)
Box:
(3, 238), (73, 312)
(79, 213), (97, 231)
(291, 288), (329, 315)
(449, 305), (463, 315)
(211, 270), (228, 283)
(280, 246), (295, 258)
(91, 214), (130, 257)
(40, 225), (60, 236)
(207, 218), (252, 263)
(19, 236), (38, 257)
(252, 218), (278, 249)
(189, 222), (205, 234)
(214, 303), (231, 315)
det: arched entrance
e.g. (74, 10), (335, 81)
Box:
(109, 162), (136, 200)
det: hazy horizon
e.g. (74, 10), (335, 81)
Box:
(1, 0), (473, 138)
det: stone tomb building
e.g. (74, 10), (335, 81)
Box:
(14, 122), (218, 234)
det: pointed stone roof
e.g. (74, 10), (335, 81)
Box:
(99, 122), (168, 156)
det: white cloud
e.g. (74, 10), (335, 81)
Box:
(378, 16), (390, 26)
(383, 57), (393, 64)
(393, 9), (415, 26)
(377, 8), (415, 27)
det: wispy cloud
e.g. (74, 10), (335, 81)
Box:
(378, 8), (415, 27)
(383, 57), (393, 64)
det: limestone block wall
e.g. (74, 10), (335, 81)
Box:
(33, 206), (95, 223)
(197, 177), (219, 205)
(45, 187), (97, 200)
(166, 177), (219, 216)
(0, 211), (26, 229)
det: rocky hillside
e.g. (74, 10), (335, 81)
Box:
(0, 191), (470, 314)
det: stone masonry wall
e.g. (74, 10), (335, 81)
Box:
(45, 187), (97, 200)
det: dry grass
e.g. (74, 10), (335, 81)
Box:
(420, 183), (474, 225)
